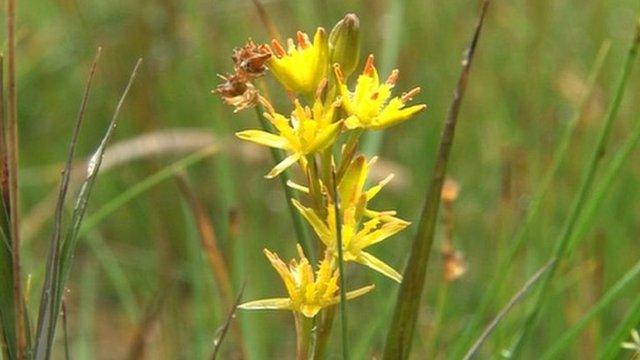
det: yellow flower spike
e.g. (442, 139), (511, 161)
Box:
(292, 198), (410, 283)
(268, 28), (329, 95)
(235, 96), (343, 179)
(238, 245), (375, 318)
(335, 54), (427, 130)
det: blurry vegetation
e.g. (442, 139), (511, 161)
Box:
(1, 0), (639, 358)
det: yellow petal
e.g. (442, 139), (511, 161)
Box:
(355, 218), (410, 249)
(300, 304), (323, 318)
(265, 153), (301, 179)
(373, 103), (426, 130)
(236, 130), (289, 149)
(355, 252), (402, 283)
(339, 155), (367, 206)
(292, 199), (333, 245)
(308, 120), (342, 153)
(365, 173), (394, 200)
(264, 249), (298, 298)
(286, 180), (310, 193)
(238, 297), (293, 311)
(344, 115), (362, 129)
(328, 284), (376, 305)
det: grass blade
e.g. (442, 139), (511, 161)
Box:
(567, 113), (640, 254)
(79, 144), (219, 235)
(34, 47), (102, 359)
(462, 258), (554, 360)
(125, 285), (170, 360)
(211, 285), (245, 360)
(451, 40), (611, 358)
(508, 18), (640, 357)
(175, 174), (247, 358)
(34, 58), (142, 359)
(382, 2), (490, 358)
(541, 258), (640, 359)
(599, 294), (640, 359)
(5, 0), (26, 354)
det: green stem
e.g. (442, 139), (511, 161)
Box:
(332, 171), (349, 359)
(541, 258), (640, 359)
(450, 39), (611, 359)
(312, 307), (336, 360)
(295, 313), (313, 360)
(254, 105), (315, 262)
(509, 19), (640, 358)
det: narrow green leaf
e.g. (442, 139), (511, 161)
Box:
(382, 2), (490, 358)
(34, 48), (102, 359)
(33, 57), (142, 360)
(541, 259), (640, 359)
(451, 40), (611, 358)
(508, 18), (640, 357)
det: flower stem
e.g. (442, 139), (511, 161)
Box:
(332, 170), (349, 360)
(294, 313), (313, 360)
(312, 307), (336, 359)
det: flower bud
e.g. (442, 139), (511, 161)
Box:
(329, 13), (360, 78)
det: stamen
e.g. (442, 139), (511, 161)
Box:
(370, 92), (379, 100)
(333, 64), (345, 82)
(315, 78), (328, 99)
(258, 95), (275, 113)
(271, 39), (286, 57)
(401, 87), (421, 103)
(363, 54), (375, 76)
(286, 38), (296, 52)
(386, 69), (399, 85)
(296, 31), (311, 49)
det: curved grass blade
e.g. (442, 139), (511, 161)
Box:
(599, 294), (640, 359)
(541, 258), (640, 359)
(382, 2), (490, 358)
(462, 259), (554, 360)
(34, 57), (143, 359)
(211, 284), (245, 360)
(567, 114), (640, 254)
(451, 39), (611, 358)
(79, 144), (219, 235)
(508, 19), (640, 357)
(34, 48), (102, 359)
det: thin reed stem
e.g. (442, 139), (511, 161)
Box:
(332, 170), (349, 360)
(462, 259), (554, 360)
(509, 19), (640, 357)
(5, 0), (25, 355)
(451, 39), (611, 358)
(382, 2), (490, 358)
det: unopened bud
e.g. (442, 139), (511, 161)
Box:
(329, 13), (361, 78)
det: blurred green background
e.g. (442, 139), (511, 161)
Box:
(8, 0), (640, 358)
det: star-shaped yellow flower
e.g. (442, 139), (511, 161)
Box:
(238, 245), (374, 318)
(335, 54), (426, 130)
(236, 96), (342, 179)
(292, 156), (410, 282)
(268, 28), (329, 95)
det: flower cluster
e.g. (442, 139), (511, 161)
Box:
(216, 13), (426, 326)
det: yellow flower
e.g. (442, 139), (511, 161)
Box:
(268, 28), (329, 95)
(292, 156), (410, 282)
(238, 245), (375, 318)
(236, 96), (342, 179)
(335, 54), (426, 130)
